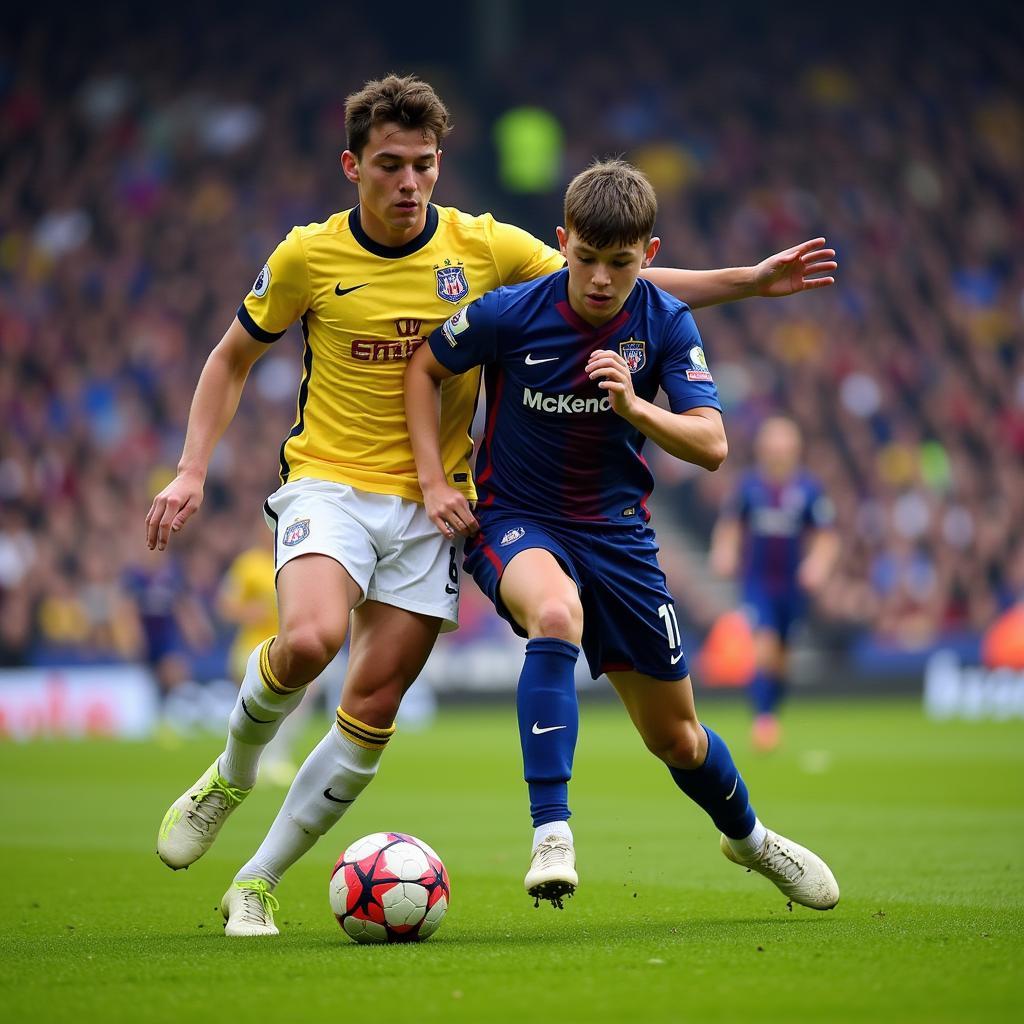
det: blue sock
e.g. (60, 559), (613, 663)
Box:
(750, 672), (784, 715)
(668, 726), (756, 839)
(517, 637), (580, 828)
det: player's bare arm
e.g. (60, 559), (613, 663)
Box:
(586, 348), (726, 471)
(709, 517), (742, 578)
(640, 237), (837, 309)
(797, 527), (841, 593)
(404, 343), (479, 539)
(145, 318), (268, 551)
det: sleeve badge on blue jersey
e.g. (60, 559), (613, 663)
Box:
(436, 265), (470, 304)
(687, 345), (713, 382)
(252, 264), (271, 298)
(619, 339), (646, 372)
(441, 306), (471, 347)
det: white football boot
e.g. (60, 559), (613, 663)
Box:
(720, 829), (840, 909)
(157, 760), (252, 869)
(525, 834), (578, 908)
(221, 879), (280, 937)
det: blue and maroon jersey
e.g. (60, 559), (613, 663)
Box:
(428, 268), (721, 525)
(728, 470), (835, 593)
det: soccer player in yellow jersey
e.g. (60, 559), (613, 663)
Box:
(146, 74), (837, 936)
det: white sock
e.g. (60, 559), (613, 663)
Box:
(219, 638), (306, 789)
(533, 820), (573, 852)
(261, 682), (317, 772)
(726, 818), (768, 859)
(234, 711), (394, 887)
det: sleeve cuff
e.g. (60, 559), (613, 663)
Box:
(237, 303), (286, 343)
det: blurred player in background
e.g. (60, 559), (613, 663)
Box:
(406, 160), (839, 913)
(146, 73), (836, 937)
(710, 416), (839, 751)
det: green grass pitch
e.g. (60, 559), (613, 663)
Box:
(1, 698), (1021, 1023)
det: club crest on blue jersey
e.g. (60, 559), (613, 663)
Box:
(619, 339), (646, 373)
(500, 527), (525, 546)
(436, 265), (469, 304)
(283, 518), (310, 546)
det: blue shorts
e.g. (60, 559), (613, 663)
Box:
(464, 515), (688, 681)
(741, 584), (806, 641)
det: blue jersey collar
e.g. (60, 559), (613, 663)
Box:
(553, 268), (639, 335)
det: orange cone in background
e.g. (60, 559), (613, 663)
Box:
(698, 610), (757, 688)
(982, 603), (1024, 669)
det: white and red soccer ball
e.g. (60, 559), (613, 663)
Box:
(329, 832), (450, 943)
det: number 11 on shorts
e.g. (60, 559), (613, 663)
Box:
(658, 602), (681, 650)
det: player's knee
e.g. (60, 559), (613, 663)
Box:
(529, 597), (583, 643)
(275, 623), (342, 681)
(342, 683), (404, 729)
(647, 721), (704, 770)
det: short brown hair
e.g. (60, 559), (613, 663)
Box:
(344, 74), (451, 156)
(564, 159), (657, 250)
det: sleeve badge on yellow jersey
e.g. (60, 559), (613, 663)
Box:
(436, 265), (469, 303)
(252, 264), (271, 298)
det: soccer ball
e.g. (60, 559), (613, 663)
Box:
(329, 832), (450, 943)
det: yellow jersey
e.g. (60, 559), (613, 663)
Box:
(239, 204), (564, 501)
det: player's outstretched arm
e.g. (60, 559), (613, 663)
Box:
(639, 237), (837, 309)
(145, 318), (268, 551)
(404, 344), (479, 539)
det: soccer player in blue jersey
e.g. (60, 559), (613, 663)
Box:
(147, 73), (837, 937)
(710, 416), (839, 751)
(405, 159), (839, 912)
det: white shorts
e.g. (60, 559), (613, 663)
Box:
(263, 478), (462, 632)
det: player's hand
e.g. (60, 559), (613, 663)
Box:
(145, 471), (204, 551)
(586, 349), (637, 417)
(422, 482), (479, 539)
(753, 237), (837, 297)
(797, 556), (829, 593)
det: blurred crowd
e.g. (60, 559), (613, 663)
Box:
(0, 2), (1021, 677)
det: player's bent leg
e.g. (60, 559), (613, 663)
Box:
(501, 550), (583, 907)
(157, 555), (361, 871)
(270, 553), (364, 687)
(222, 602), (442, 932)
(499, 548), (584, 645)
(609, 670), (838, 910)
(341, 599), (443, 726)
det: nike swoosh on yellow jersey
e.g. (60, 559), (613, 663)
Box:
(335, 282), (369, 296)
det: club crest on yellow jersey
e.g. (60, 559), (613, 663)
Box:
(436, 264), (469, 303)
